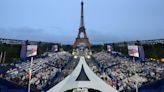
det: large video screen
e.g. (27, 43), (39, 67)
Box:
(128, 45), (139, 57)
(107, 45), (112, 52)
(26, 45), (37, 57)
(51, 45), (58, 52)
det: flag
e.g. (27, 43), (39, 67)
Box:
(28, 69), (32, 79)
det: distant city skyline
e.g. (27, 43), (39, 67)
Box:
(0, 0), (164, 44)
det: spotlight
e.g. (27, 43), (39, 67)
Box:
(74, 55), (78, 59)
(86, 55), (91, 59)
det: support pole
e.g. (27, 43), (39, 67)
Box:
(2, 52), (6, 63)
(0, 52), (2, 63)
(28, 57), (33, 92)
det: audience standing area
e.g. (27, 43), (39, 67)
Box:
(48, 56), (118, 92)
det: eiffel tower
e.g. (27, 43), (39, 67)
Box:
(73, 1), (91, 49)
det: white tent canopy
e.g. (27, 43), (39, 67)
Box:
(48, 56), (118, 92)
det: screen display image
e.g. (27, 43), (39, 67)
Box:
(128, 45), (139, 57)
(26, 45), (37, 57)
(107, 45), (112, 52)
(51, 45), (58, 52)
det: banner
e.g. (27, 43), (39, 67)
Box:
(138, 46), (145, 61)
(20, 45), (27, 59)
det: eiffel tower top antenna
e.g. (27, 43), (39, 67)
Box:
(80, 0), (84, 27)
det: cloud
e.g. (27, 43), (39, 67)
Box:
(0, 27), (76, 43)
(0, 27), (164, 44)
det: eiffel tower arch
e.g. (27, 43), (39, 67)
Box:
(73, 1), (91, 49)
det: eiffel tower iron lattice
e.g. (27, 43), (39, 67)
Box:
(73, 1), (91, 49)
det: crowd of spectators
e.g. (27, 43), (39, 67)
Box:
(49, 57), (79, 88)
(1, 51), (71, 91)
(0, 50), (163, 92)
(91, 51), (164, 92)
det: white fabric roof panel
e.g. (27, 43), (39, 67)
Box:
(48, 56), (118, 92)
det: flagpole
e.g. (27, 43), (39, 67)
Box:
(135, 78), (138, 92)
(28, 56), (33, 92)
